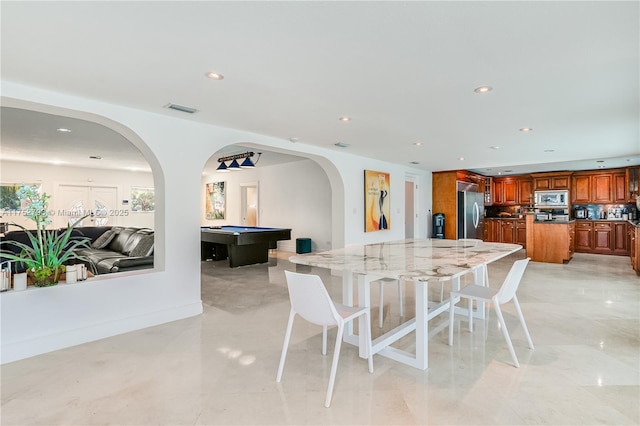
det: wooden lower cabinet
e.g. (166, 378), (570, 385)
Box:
(484, 218), (525, 248)
(574, 220), (630, 256)
(575, 221), (593, 252)
(629, 224), (640, 275)
(593, 222), (613, 253)
(500, 220), (516, 244)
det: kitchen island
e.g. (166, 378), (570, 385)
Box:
(525, 214), (575, 264)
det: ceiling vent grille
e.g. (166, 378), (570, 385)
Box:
(164, 103), (198, 114)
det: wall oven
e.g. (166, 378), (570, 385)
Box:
(534, 190), (569, 208)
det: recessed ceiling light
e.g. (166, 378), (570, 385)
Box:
(596, 160), (605, 163)
(473, 86), (493, 94)
(598, 165), (606, 168)
(205, 72), (224, 80)
(410, 161), (420, 165)
(458, 157), (465, 161)
(338, 116), (351, 122)
(544, 149), (555, 153)
(490, 146), (500, 150)
(413, 142), (422, 146)
(334, 142), (350, 148)
(56, 128), (71, 133)
(89, 155), (102, 160)
(503, 169), (513, 173)
(520, 127), (533, 132)
(289, 137), (299, 143)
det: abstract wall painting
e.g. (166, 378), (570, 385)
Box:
(364, 170), (390, 232)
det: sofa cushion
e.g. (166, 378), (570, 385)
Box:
(129, 234), (154, 257)
(91, 229), (118, 249)
(107, 227), (135, 253)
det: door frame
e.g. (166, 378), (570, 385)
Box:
(240, 181), (259, 226)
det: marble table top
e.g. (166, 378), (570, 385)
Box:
(289, 238), (522, 282)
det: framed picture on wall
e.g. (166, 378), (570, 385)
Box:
(364, 170), (390, 232)
(206, 181), (225, 220)
(0, 183), (38, 211)
(131, 187), (155, 212)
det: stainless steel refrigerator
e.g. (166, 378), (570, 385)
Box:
(457, 184), (485, 240)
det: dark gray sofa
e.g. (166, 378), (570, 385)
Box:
(1, 226), (154, 275)
(74, 226), (154, 274)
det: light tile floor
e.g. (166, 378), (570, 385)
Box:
(1, 251), (639, 425)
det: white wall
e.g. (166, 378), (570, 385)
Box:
(1, 160), (154, 230)
(0, 81), (431, 364)
(201, 158), (333, 252)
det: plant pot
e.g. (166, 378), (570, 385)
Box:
(27, 268), (62, 287)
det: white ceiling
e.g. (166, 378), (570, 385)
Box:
(1, 1), (638, 176)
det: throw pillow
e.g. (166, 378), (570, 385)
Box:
(92, 229), (117, 249)
(129, 234), (154, 257)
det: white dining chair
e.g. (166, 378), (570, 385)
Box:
(374, 277), (404, 328)
(448, 257), (533, 368)
(277, 270), (374, 408)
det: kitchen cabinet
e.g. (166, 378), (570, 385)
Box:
(572, 169), (626, 204)
(500, 219), (516, 244)
(574, 221), (593, 252)
(572, 175), (591, 204)
(531, 172), (572, 191)
(593, 221), (612, 253)
(516, 219), (527, 247)
(525, 215), (573, 264)
(484, 218), (500, 242)
(517, 179), (533, 206)
(629, 224), (639, 275)
(484, 218), (525, 247)
(627, 166), (640, 202)
(592, 175), (613, 204)
(574, 219), (629, 256)
(613, 222), (628, 255)
(613, 171), (627, 203)
(484, 177), (493, 206)
(492, 178), (518, 206)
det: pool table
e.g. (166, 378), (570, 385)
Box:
(201, 226), (292, 267)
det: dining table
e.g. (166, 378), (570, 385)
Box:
(289, 238), (522, 370)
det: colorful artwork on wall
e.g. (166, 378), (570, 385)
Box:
(364, 170), (390, 232)
(206, 182), (226, 220)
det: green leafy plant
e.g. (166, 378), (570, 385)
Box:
(0, 185), (91, 286)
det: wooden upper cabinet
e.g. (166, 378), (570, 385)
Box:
(592, 174), (613, 204)
(627, 166), (640, 202)
(517, 179), (533, 206)
(532, 172), (572, 191)
(613, 172), (627, 203)
(572, 174), (591, 204)
(492, 177), (518, 205)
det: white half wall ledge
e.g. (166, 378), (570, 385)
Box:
(0, 301), (203, 365)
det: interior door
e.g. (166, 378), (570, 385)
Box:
(240, 183), (258, 227)
(57, 185), (118, 227)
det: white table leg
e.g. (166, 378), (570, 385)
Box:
(343, 270), (354, 338)
(357, 274), (372, 359)
(414, 281), (428, 370)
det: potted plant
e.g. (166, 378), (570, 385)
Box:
(0, 185), (91, 287)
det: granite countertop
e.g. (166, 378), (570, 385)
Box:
(575, 218), (639, 226)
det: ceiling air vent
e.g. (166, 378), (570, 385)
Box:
(164, 103), (198, 114)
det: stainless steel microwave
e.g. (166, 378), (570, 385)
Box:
(534, 190), (569, 208)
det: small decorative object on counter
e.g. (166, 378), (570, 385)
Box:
(13, 273), (27, 291)
(66, 265), (78, 284)
(1, 262), (11, 292)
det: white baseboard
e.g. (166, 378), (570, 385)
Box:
(1, 301), (203, 365)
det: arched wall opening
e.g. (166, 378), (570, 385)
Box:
(1, 98), (165, 272)
(200, 143), (346, 253)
